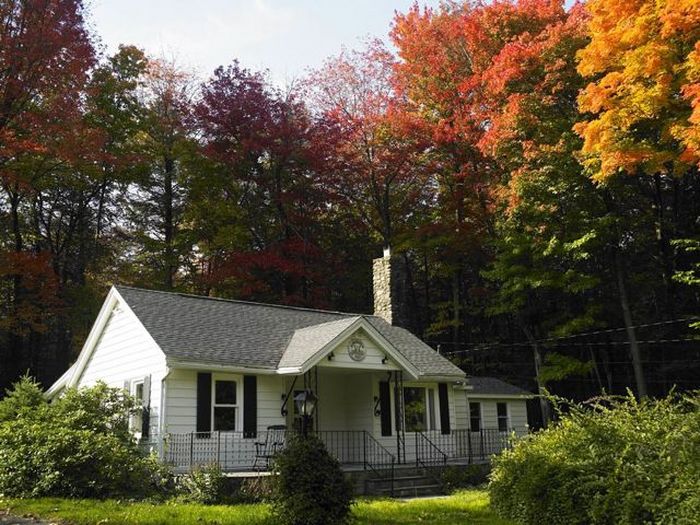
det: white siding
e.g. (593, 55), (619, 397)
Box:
(466, 397), (529, 433)
(76, 305), (167, 437)
(164, 369), (286, 434)
(315, 371), (374, 432)
(163, 368), (197, 434)
(256, 374), (286, 432)
(454, 386), (468, 429)
(317, 331), (400, 372)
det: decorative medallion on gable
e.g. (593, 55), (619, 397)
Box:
(348, 338), (366, 361)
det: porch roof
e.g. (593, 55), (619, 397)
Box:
(115, 286), (465, 378)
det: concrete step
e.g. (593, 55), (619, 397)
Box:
(367, 474), (439, 491)
(365, 470), (445, 497)
(375, 483), (444, 498)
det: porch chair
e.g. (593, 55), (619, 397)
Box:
(253, 425), (287, 470)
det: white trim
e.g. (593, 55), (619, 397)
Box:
(496, 401), (510, 432)
(65, 287), (166, 389)
(211, 373), (242, 432)
(289, 317), (422, 380)
(45, 364), (76, 399)
(130, 379), (145, 437)
(167, 360), (276, 375)
(466, 393), (533, 400)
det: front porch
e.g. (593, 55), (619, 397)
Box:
(155, 427), (514, 474)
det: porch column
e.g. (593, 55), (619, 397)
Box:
(392, 370), (405, 464)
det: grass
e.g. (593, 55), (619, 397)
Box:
(1, 489), (512, 525)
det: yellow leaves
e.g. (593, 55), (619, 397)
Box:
(659, 0), (700, 38)
(575, 0), (700, 181)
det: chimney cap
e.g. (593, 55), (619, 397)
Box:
(383, 246), (391, 258)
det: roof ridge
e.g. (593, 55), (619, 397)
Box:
(114, 285), (362, 317)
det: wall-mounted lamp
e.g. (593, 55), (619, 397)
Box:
(328, 352), (335, 361)
(373, 396), (382, 417)
(381, 355), (388, 365)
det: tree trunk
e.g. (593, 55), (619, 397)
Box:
(163, 154), (175, 290)
(520, 321), (551, 428)
(614, 251), (648, 398)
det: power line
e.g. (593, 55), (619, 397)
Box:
(442, 337), (700, 356)
(432, 317), (699, 354)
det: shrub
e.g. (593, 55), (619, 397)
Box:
(489, 392), (700, 525)
(237, 475), (274, 503)
(177, 464), (227, 504)
(271, 433), (353, 525)
(0, 378), (173, 499)
(441, 464), (490, 493)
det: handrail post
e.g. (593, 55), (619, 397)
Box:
(217, 431), (221, 469)
(480, 428), (484, 460)
(363, 431), (367, 470)
(468, 429), (472, 464)
(189, 432), (194, 469)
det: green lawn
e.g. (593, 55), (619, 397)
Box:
(1, 490), (512, 525)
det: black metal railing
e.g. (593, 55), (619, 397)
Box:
(415, 431), (448, 469)
(315, 430), (365, 465)
(163, 429), (396, 474)
(415, 429), (516, 466)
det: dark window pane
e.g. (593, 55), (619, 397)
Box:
(214, 407), (236, 431)
(215, 380), (237, 405)
(497, 403), (508, 431)
(469, 402), (481, 431)
(404, 387), (426, 432)
(134, 383), (143, 402)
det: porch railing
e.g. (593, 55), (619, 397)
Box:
(415, 429), (516, 467)
(162, 429), (395, 476)
(415, 431), (447, 469)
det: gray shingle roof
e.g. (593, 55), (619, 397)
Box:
(278, 317), (360, 370)
(466, 376), (532, 396)
(115, 286), (464, 378)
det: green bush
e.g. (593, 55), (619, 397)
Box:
(489, 392), (700, 525)
(441, 464), (490, 492)
(0, 377), (173, 499)
(177, 464), (227, 504)
(271, 433), (353, 525)
(237, 475), (274, 503)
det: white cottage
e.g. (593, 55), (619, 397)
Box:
(48, 252), (531, 473)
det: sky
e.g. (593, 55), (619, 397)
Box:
(87, 0), (442, 86)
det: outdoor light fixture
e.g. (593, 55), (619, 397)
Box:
(294, 390), (317, 418)
(294, 390), (318, 436)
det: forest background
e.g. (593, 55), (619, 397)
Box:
(1, 0), (699, 426)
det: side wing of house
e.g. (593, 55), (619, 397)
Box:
(463, 394), (529, 435)
(61, 289), (168, 438)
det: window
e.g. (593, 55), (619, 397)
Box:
(403, 387), (435, 432)
(213, 379), (238, 431)
(497, 402), (509, 432)
(130, 380), (144, 433)
(469, 402), (481, 432)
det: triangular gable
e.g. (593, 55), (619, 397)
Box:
(277, 316), (421, 379)
(58, 286), (166, 391)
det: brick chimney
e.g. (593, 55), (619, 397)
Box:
(372, 248), (410, 328)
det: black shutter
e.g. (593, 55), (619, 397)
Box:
(243, 375), (257, 438)
(196, 372), (212, 434)
(141, 375), (151, 438)
(379, 381), (392, 436)
(438, 383), (451, 434)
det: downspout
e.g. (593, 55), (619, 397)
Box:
(159, 367), (171, 458)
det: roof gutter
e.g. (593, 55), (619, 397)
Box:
(165, 359), (278, 375)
